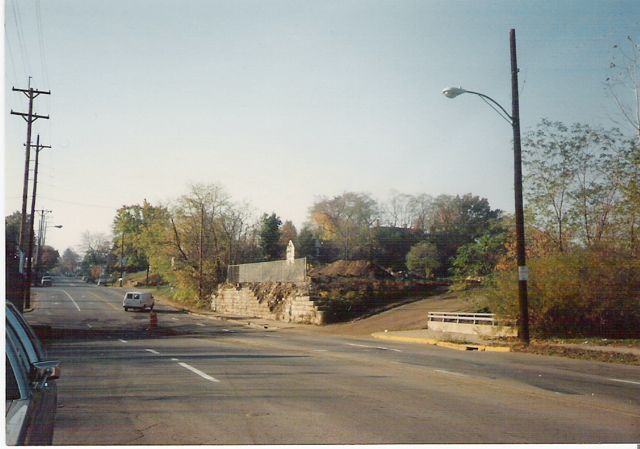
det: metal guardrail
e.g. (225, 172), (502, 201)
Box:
(428, 312), (499, 326)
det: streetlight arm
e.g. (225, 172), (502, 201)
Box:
(463, 90), (513, 124)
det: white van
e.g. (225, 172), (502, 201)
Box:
(123, 291), (154, 311)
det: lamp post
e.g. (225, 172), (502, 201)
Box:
(442, 29), (529, 344)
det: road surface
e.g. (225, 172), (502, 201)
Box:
(26, 277), (640, 444)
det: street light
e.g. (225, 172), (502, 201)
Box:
(442, 29), (530, 344)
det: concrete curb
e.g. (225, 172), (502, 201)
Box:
(372, 332), (511, 352)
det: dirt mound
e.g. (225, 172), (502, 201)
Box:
(309, 260), (392, 279)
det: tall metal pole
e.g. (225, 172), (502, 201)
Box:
(510, 29), (530, 344)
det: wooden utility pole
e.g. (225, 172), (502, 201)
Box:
(11, 79), (50, 265)
(24, 135), (51, 309)
(510, 28), (530, 344)
(199, 205), (205, 302)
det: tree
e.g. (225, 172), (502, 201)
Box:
(523, 120), (629, 250)
(406, 241), (440, 278)
(296, 225), (318, 261)
(5, 211), (22, 248)
(259, 213), (282, 261)
(80, 232), (111, 277)
(427, 194), (501, 274)
(39, 246), (60, 272)
(606, 35), (640, 140)
(112, 205), (149, 273)
(60, 248), (80, 274)
(372, 226), (421, 271)
(310, 192), (379, 260)
(279, 220), (298, 249)
(452, 233), (506, 278)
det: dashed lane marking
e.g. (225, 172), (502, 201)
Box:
(196, 323), (206, 327)
(609, 378), (640, 386)
(178, 362), (220, 383)
(119, 339), (128, 344)
(434, 369), (468, 377)
(145, 349), (160, 355)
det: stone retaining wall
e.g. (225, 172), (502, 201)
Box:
(212, 282), (326, 325)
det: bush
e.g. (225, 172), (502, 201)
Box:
(484, 247), (640, 338)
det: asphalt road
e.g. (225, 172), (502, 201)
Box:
(26, 277), (640, 445)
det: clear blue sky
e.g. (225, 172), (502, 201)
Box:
(4, 0), (639, 253)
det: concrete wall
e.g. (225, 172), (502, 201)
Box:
(428, 321), (517, 338)
(212, 282), (326, 325)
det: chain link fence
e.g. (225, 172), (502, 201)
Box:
(227, 258), (307, 283)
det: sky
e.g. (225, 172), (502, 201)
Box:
(3, 0), (640, 254)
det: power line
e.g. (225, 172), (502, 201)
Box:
(10, 0), (31, 78)
(34, 0), (50, 87)
(4, 26), (19, 85)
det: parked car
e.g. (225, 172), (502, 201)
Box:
(123, 291), (154, 311)
(5, 303), (61, 445)
(40, 276), (53, 287)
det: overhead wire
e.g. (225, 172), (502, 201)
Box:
(4, 25), (19, 85)
(34, 0), (49, 87)
(10, 0), (31, 79)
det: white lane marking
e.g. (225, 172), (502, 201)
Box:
(222, 329), (233, 332)
(145, 349), (160, 355)
(171, 358), (179, 361)
(434, 369), (468, 377)
(177, 362), (220, 383)
(346, 343), (402, 353)
(86, 324), (93, 328)
(119, 339), (128, 344)
(60, 290), (81, 311)
(196, 323), (206, 327)
(609, 378), (640, 386)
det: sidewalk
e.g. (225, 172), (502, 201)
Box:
(372, 329), (512, 352)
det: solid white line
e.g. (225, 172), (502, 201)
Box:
(177, 362), (220, 383)
(60, 289), (81, 311)
(434, 369), (468, 377)
(119, 339), (128, 344)
(145, 349), (160, 355)
(609, 378), (640, 386)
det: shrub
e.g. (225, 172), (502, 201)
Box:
(484, 247), (640, 338)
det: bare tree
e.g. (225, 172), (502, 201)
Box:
(606, 35), (640, 140)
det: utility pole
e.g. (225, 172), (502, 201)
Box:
(11, 78), (51, 268)
(199, 205), (204, 302)
(24, 135), (51, 309)
(34, 209), (52, 286)
(510, 29), (530, 344)
(120, 231), (125, 287)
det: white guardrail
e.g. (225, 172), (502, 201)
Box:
(427, 312), (499, 326)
